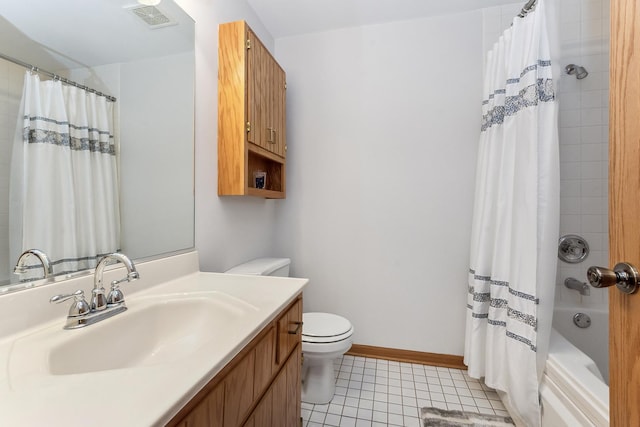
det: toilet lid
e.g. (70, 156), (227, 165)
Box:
(302, 312), (353, 343)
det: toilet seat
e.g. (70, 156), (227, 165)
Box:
(302, 312), (353, 344)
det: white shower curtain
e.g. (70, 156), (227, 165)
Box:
(464, 1), (559, 426)
(10, 72), (120, 278)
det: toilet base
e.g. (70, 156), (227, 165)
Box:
(301, 355), (337, 404)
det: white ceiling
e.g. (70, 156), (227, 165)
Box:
(247, 0), (523, 39)
(0, 0), (194, 70)
(0, 0), (524, 71)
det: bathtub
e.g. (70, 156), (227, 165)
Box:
(552, 306), (609, 385)
(540, 328), (609, 426)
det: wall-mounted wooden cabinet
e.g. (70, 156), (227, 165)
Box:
(218, 20), (287, 199)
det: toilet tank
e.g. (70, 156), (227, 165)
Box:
(225, 258), (291, 277)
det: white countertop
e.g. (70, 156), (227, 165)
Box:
(0, 251), (308, 426)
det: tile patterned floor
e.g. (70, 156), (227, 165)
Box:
(301, 355), (509, 427)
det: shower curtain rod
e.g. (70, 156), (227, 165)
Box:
(518, 0), (537, 18)
(0, 52), (116, 102)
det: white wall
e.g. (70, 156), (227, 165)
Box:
(273, 12), (483, 355)
(174, 0), (288, 273)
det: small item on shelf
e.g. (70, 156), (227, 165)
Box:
(254, 171), (266, 189)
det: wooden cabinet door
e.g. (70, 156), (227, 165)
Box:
(247, 348), (300, 427)
(247, 28), (270, 153)
(224, 351), (255, 427)
(180, 383), (224, 427)
(270, 362), (287, 425)
(285, 346), (301, 427)
(253, 327), (275, 400)
(271, 64), (286, 159)
(246, 387), (273, 427)
(247, 27), (286, 159)
(271, 346), (301, 427)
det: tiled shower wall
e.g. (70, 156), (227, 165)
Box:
(556, 0), (609, 309)
(483, 0), (610, 310)
(0, 61), (24, 283)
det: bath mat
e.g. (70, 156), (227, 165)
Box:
(420, 407), (515, 426)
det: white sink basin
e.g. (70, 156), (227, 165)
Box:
(49, 297), (244, 375)
(48, 294), (255, 375)
(8, 291), (258, 381)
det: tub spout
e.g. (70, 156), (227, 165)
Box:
(564, 277), (590, 296)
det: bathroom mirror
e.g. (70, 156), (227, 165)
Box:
(0, 0), (195, 290)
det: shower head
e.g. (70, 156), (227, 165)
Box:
(565, 64), (589, 80)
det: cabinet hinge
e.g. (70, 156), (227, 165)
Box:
(284, 82), (287, 90)
(246, 39), (251, 49)
(246, 121), (251, 132)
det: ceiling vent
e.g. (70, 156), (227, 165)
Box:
(129, 5), (176, 29)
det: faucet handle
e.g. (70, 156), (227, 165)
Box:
(50, 290), (91, 317)
(107, 280), (125, 306)
(50, 289), (83, 304)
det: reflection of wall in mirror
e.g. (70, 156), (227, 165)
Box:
(119, 52), (195, 260)
(0, 61), (24, 282)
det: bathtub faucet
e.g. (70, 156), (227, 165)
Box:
(564, 277), (590, 296)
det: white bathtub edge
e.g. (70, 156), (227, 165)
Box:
(542, 329), (609, 426)
(540, 375), (596, 427)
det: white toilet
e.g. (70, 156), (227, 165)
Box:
(225, 257), (354, 404)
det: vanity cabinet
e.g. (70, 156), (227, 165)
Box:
(218, 20), (287, 199)
(169, 294), (302, 427)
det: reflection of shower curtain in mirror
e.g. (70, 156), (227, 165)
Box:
(10, 72), (120, 278)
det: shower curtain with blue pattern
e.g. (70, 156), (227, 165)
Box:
(464, 1), (559, 426)
(10, 72), (120, 279)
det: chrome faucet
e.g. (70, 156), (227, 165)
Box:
(564, 277), (590, 296)
(50, 252), (140, 329)
(93, 252), (140, 311)
(14, 249), (53, 279)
